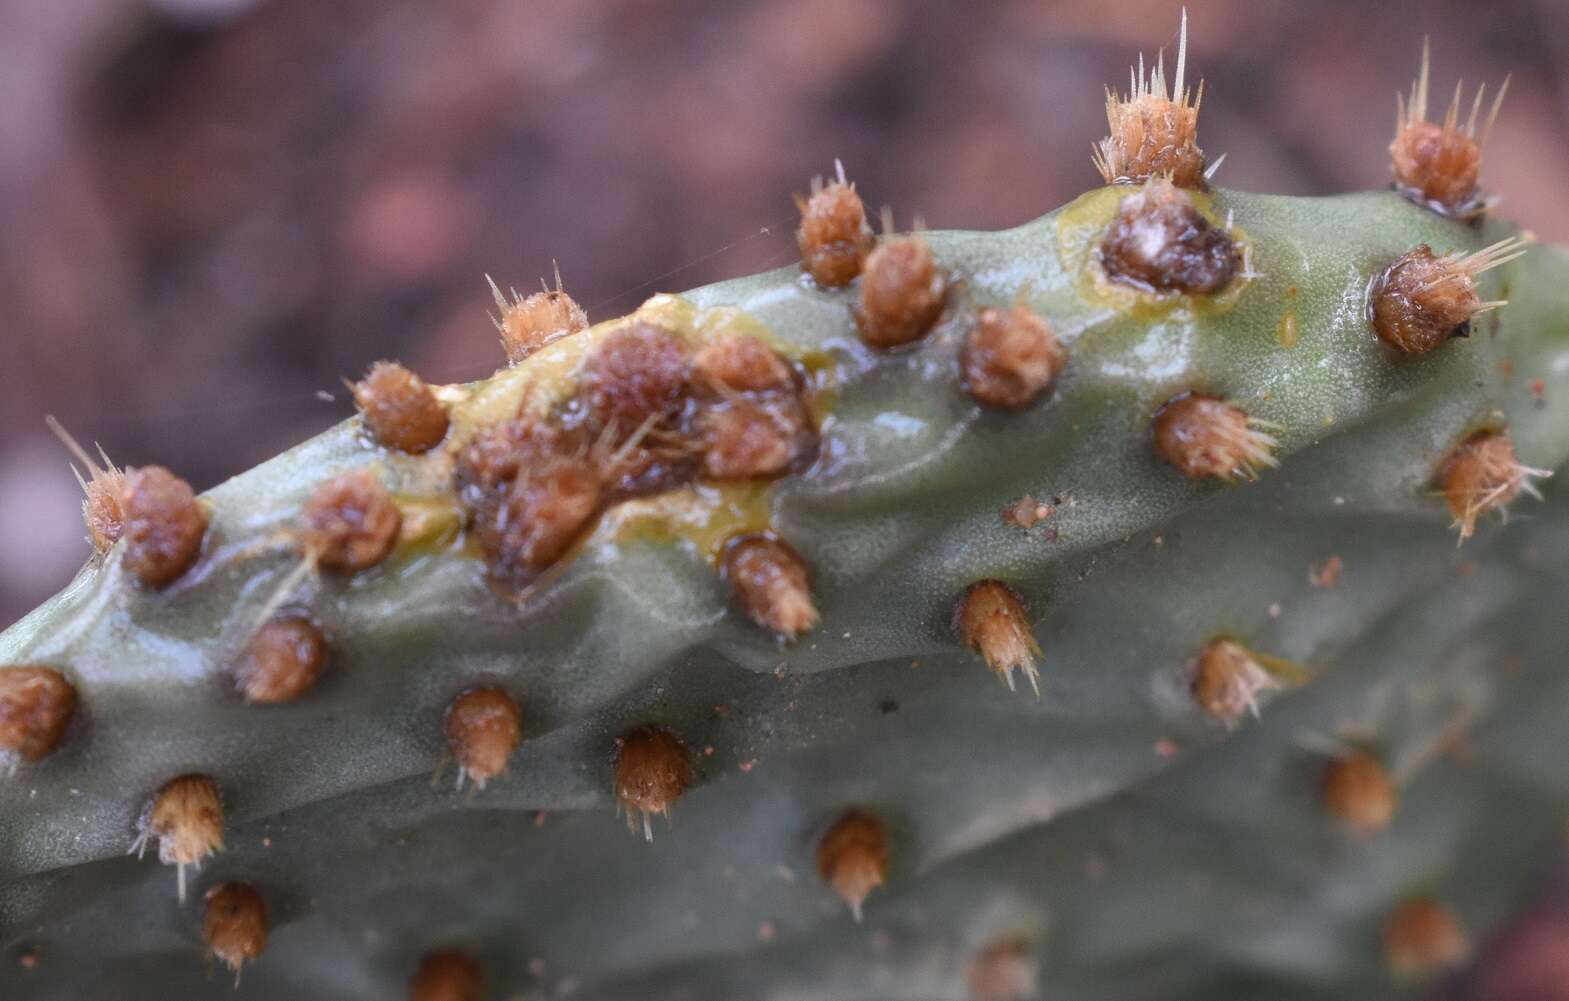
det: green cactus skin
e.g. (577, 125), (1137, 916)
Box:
(3, 182), (1568, 1000)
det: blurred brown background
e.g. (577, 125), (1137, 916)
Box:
(0, 1), (1567, 993)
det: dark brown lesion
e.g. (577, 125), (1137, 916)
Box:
(1368, 240), (1526, 356)
(455, 323), (819, 601)
(721, 533), (819, 640)
(492, 267), (589, 365)
(235, 615), (328, 705)
(1388, 41), (1507, 220)
(1098, 179), (1239, 296)
(612, 724), (692, 840)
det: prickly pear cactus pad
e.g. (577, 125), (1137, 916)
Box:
(4, 19), (1569, 1001)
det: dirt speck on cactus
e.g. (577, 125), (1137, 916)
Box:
(795, 160), (875, 288)
(1391, 39), (1509, 219)
(133, 774), (224, 902)
(46, 416), (125, 555)
(722, 534), (819, 639)
(408, 947), (484, 1001)
(119, 465), (207, 587)
(351, 361), (449, 454)
(445, 686), (522, 790)
(854, 232), (948, 349)
(966, 938), (1039, 1001)
(0, 666), (77, 767)
(1383, 896), (1470, 978)
(613, 725), (692, 841)
(235, 615), (328, 705)
(491, 267), (588, 365)
(1093, 11), (1204, 188)
(1321, 749), (1398, 837)
(298, 469), (401, 573)
(202, 882), (267, 981)
(1152, 393), (1278, 481)
(816, 809), (888, 921)
(1438, 430), (1549, 542)
(961, 303), (1066, 410)
(1369, 239), (1529, 355)
(1191, 639), (1282, 726)
(958, 580), (1041, 696)
(1099, 179), (1238, 295)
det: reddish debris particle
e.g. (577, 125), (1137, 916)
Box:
(1190, 639), (1279, 726)
(493, 271), (589, 365)
(1002, 495), (1056, 530)
(958, 581), (1041, 696)
(1152, 393), (1277, 481)
(445, 686), (523, 790)
(1530, 378), (1546, 403)
(351, 361), (449, 454)
(722, 534), (819, 640)
(1309, 555), (1344, 588)
(137, 774), (225, 901)
(854, 234), (948, 349)
(236, 616), (328, 705)
(966, 938), (1039, 1001)
(1093, 12), (1205, 189)
(120, 466), (207, 587)
(583, 323), (691, 432)
(961, 303), (1066, 410)
(613, 725), (692, 840)
(1099, 179), (1239, 295)
(0, 666), (78, 764)
(1385, 897), (1470, 977)
(1438, 430), (1548, 542)
(1390, 41), (1507, 218)
(1321, 749), (1398, 837)
(795, 163), (876, 288)
(17, 946), (40, 970)
(1369, 240), (1527, 355)
(203, 882), (267, 976)
(816, 809), (889, 920)
(298, 469), (401, 572)
(410, 948), (485, 1001)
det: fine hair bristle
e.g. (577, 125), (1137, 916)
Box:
(46, 416), (126, 555)
(132, 774), (225, 903)
(0, 666), (78, 768)
(960, 303), (1067, 410)
(721, 534), (820, 640)
(202, 882), (268, 982)
(957, 580), (1042, 697)
(1384, 897), (1470, 978)
(1390, 38), (1511, 218)
(1190, 639), (1281, 726)
(445, 686), (523, 790)
(1152, 393), (1278, 481)
(297, 469), (402, 573)
(853, 233), (949, 349)
(1437, 430), (1550, 543)
(796, 162), (876, 288)
(613, 725), (692, 841)
(1093, 10), (1206, 189)
(409, 947), (485, 1001)
(816, 809), (889, 921)
(351, 361), (449, 454)
(119, 466), (208, 588)
(1320, 749), (1398, 837)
